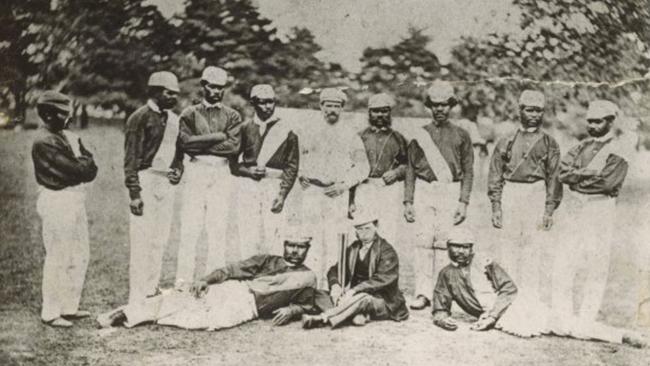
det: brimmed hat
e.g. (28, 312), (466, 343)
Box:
(250, 84), (275, 100)
(201, 66), (229, 85)
(37, 91), (72, 114)
(351, 210), (379, 227)
(148, 71), (180, 92)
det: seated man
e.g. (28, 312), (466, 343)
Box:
(432, 227), (649, 348)
(98, 234), (325, 330)
(302, 212), (409, 328)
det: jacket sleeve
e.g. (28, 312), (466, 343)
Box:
(326, 262), (341, 288)
(34, 139), (98, 185)
(203, 255), (267, 284)
(487, 138), (507, 205)
(178, 109), (229, 154)
(577, 154), (629, 195)
(458, 129), (474, 204)
(544, 137), (562, 214)
(387, 133), (408, 181)
(431, 269), (453, 319)
(278, 132), (299, 199)
(209, 110), (243, 155)
(558, 143), (585, 185)
(404, 140), (420, 204)
(485, 262), (518, 319)
(351, 242), (400, 295)
(123, 112), (144, 199)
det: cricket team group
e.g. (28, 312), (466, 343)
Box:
(31, 65), (648, 347)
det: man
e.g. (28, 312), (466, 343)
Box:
(175, 66), (243, 288)
(301, 212), (409, 328)
(98, 235), (324, 330)
(298, 88), (369, 287)
(351, 93), (408, 245)
(432, 228), (648, 348)
(487, 89), (562, 305)
(404, 80), (474, 310)
(124, 71), (183, 303)
(552, 100), (631, 327)
(32, 91), (98, 327)
(232, 84), (299, 259)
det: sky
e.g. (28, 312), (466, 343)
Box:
(147, 0), (519, 72)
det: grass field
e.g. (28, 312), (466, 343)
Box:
(1, 122), (650, 366)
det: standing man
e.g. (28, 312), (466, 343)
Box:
(32, 91), (98, 327)
(298, 88), (369, 287)
(124, 71), (183, 303)
(175, 66), (243, 288)
(352, 93), (408, 245)
(404, 80), (474, 310)
(552, 100), (630, 329)
(232, 84), (299, 259)
(487, 89), (562, 305)
(301, 212), (409, 328)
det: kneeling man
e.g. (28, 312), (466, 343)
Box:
(302, 212), (409, 328)
(98, 235), (323, 330)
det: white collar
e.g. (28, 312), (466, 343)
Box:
(253, 113), (280, 127)
(147, 99), (162, 114)
(591, 131), (615, 143)
(202, 99), (222, 109)
(519, 126), (539, 133)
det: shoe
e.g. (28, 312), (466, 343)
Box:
(351, 314), (368, 326)
(622, 333), (650, 349)
(409, 295), (431, 310)
(96, 310), (127, 329)
(302, 314), (326, 329)
(43, 317), (73, 328)
(433, 317), (458, 331)
(62, 310), (91, 320)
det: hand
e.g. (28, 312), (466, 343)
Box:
(470, 314), (496, 331)
(271, 196), (285, 213)
(382, 170), (399, 185)
(272, 306), (300, 326)
(403, 202), (415, 223)
(130, 198), (144, 216)
(433, 316), (458, 331)
(324, 183), (347, 198)
(541, 213), (553, 231)
(299, 176), (311, 189)
(78, 138), (93, 157)
(189, 280), (209, 298)
(167, 168), (182, 185)
(338, 289), (356, 304)
(348, 203), (356, 219)
(248, 167), (265, 181)
(330, 284), (343, 304)
(491, 202), (502, 229)
(453, 202), (467, 225)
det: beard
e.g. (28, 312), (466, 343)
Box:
(588, 127), (610, 137)
(369, 115), (391, 128)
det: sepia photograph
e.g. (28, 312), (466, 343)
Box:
(1, 0), (650, 365)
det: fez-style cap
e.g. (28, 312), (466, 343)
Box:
(447, 227), (476, 246)
(368, 93), (395, 109)
(148, 71), (180, 92)
(586, 100), (619, 120)
(518, 90), (545, 108)
(201, 66), (229, 85)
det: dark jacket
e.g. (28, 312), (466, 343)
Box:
(327, 236), (409, 321)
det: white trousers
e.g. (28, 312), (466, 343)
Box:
(299, 185), (349, 288)
(354, 179), (402, 245)
(236, 177), (285, 259)
(176, 157), (234, 285)
(413, 182), (461, 300)
(37, 187), (89, 321)
(128, 170), (177, 303)
(498, 181), (548, 303)
(552, 192), (616, 323)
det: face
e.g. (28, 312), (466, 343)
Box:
(283, 241), (310, 265)
(321, 101), (343, 124)
(252, 98), (276, 121)
(447, 243), (473, 266)
(368, 107), (392, 128)
(156, 88), (178, 110)
(44, 109), (72, 132)
(586, 116), (614, 138)
(354, 221), (378, 243)
(202, 81), (226, 104)
(519, 105), (544, 129)
(428, 100), (453, 124)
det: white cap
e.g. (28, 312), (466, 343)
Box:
(368, 93), (395, 109)
(518, 90), (545, 108)
(250, 84), (276, 100)
(447, 227), (475, 246)
(283, 228), (312, 245)
(426, 80), (456, 104)
(148, 71), (180, 92)
(586, 100), (619, 120)
(201, 66), (228, 85)
(351, 210), (379, 227)
(319, 88), (348, 105)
